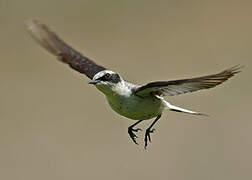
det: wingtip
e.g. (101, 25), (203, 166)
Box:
(228, 65), (244, 75)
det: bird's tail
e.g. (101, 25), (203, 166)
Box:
(160, 98), (208, 116)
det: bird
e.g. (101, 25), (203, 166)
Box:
(25, 20), (241, 148)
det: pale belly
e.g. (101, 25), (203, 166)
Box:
(105, 94), (165, 120)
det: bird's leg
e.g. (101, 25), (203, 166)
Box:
(144, 115), (162, 149)
(128, 120), (143, 145)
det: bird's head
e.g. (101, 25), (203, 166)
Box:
(88, 70), (123, 95)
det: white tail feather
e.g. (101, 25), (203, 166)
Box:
(167, 103), (202, 115)
(157, 96), (208, 116)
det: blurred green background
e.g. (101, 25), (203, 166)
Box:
(0, 0), (251, 179)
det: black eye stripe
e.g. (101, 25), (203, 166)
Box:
(104, 73), (110, 79)
(97, 73), (110, 81)
(97, 73), (121, 83)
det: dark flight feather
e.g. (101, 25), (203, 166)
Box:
(135, 66), (242, 97)
(26, 20), (106, 79)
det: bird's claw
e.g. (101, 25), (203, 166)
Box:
(144, 128), (155, 149)
(128, 127), (142, 145)
(132, 128), (142, 132)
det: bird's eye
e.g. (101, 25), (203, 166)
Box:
(104, 73), (110, 79)
(97, 73), (111, 81)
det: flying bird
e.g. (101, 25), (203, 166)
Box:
(26, 20), (241, 148)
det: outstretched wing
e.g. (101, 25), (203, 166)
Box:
(26, 20), (106, 79)
(135, 66), (241, 97)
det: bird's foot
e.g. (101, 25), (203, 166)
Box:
(128, 127), (142, 145)
(144, 128), (155, 149)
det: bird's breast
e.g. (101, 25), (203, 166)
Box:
(106, 94), (164, 120)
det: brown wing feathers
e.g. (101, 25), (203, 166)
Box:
(26, 20), (106, 79)
(135, 66), (241, 97)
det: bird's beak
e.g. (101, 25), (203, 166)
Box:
(88, 80), (99, 85)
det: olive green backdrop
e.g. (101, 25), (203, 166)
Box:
(0, 0), (251, 179)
